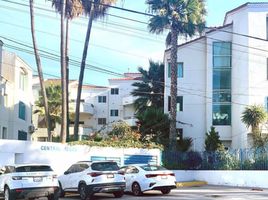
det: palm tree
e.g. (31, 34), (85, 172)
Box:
(131, 60), (164, 114)
(73, 0), (117, 141)
(51, 0), (83, 142)
(29, 0), (52, 141)
(146, 0), (206, 151)
(35, 85), (62, 136)
(241, 105), (267, 135)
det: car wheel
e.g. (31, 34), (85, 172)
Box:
(58, 182), (65, 197)
(113, 190), (124, 198)
(161, 188), (171, 195)
(4, 186), (14, 200)
(132, 182), (142, 196)
(79, 183), (92, 200)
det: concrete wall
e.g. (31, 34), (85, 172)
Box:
(174, 170), (268, 188)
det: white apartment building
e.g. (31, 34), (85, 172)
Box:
(32, 73), (141, 141)
(0, 41), (34, 141)
(164, 2), (268, 150)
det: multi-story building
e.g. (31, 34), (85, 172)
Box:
(0, 41), (34, 141)
(32, 73), (141, 141)
(164, 2), (268, 150)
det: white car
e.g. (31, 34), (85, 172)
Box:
(121, 164), (176, 196)
(58, 161), (125, 200)
(0, 164), (59, 200)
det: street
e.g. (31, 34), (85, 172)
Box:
(59, 186), (268, 200)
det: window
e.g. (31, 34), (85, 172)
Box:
(168, 62), (184, 78)
(212, 104), (231, 125)
(168, 96), (183, 111)
(176, 128), (183, 140)
(2, 127), (7, 139)
(18, 130), (27, 141)
(98, 118), (106, 125)
(18, 101), (26, 120)
(110, 109), (119, 116)
(98, 96), (107, 103)
(111, 88), (119, 95)
(19, 68), (27, 91)
(213, 69), (231, 90)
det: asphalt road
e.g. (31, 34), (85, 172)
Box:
(60, 185), (268, 200)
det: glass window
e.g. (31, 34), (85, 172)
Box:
(19, 68), (27, 91)
(18, 101), (26, 120)
(98, 96), (106, 103)
(213, 69), (231, 90)
(91, 162), (119, 171)
(168, 62), (183, 78)
(140, 165), (167, 171)
(213, 56), (231, 68)
(98, 118), (106, 125)
(110, 109), (119, 116)
(18, 130), (27, 140)
(213, 91), (231, 103)
(168, 96), (183, 111)
(213, 104), (231, 125)
(111, 88), (119, 95)
(213, 42), (231, 55)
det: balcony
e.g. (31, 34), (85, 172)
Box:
(123, 117), (138, 127)
(70, 102), (94, 115)
(122, 96), (137, 106)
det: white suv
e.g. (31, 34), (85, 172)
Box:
(0, 164), (59, 200)
(58, 161), (125, 200)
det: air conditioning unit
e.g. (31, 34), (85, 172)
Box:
(28, 125), (35, 134)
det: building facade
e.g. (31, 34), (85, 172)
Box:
(164, 3), (268, 150)
(0, 41), (34, 141)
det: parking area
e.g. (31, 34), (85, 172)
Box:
(58, 185), (268, 200)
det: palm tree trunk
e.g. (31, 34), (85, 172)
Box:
(74, 3), (95, 141)
(66, 18), (70, 142)
(29, 0), (52, 141)
(169, 27), (178, 151)
(60, 0), (67, 143)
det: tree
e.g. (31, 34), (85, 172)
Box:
(51, 0), (83, 142)
(131, 60), (164, 114)
(146, 0), (206, 151)
(241, 105), (268, 148)
(35, 85), (62, 134)
(136, 107), (169, 146)
(205, 126), (222, 152)
(29, 0), (52, 141)
(74, 0), (117, 141)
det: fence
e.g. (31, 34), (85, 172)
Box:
(162, 148), (268, 170)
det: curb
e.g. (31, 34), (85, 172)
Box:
(176, 181), (207, 187)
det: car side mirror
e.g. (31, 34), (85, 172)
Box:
(64, 171), (70, 175)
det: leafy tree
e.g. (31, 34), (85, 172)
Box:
(74, 0), (118, 141)
(241, 105), (268, 149)
(146, 0), (206, 151)
(136, 107), (169, 146)
(205, 126), (223, 151)
(29, 0), (52, 141)
(131, 60), (164, 114)
(35, 85), (62, 133)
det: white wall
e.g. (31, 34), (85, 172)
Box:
(174, 170), (268, 188)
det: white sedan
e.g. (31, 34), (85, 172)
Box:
(121, 164), (176, 196)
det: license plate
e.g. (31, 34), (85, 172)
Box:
(33, 177), (43, 182)
(107, 174), (114, 178)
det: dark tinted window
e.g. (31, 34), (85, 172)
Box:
(140, 165), (166, 171)
(91, 162), (119, 171)
(16, 165), (53, 172)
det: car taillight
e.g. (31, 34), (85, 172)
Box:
(145, 174), (158, 178)
(169, 173), (175, 176)
(88, 172), (102, 177)
(12, 176), (22, 180)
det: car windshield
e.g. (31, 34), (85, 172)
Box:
(16, 165), (53, 172)
(140, 165), (167, 171)
(91, 162), (119, 171)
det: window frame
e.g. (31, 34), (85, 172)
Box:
(110, 109), (119, 117)
(18, 101), (26, 120)
(168, 96), (183, 112)
(98, 118), (107, 125)
(98, 96), (107, 103)
(168, 62), (184, 78)
(111, 88), (119, 95)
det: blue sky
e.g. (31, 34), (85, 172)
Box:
(0, 0), (264, 86)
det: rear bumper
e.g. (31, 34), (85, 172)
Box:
(10, 186), (59, 199)
(152, 185), (177, 191)
(87, 182), (125, 193)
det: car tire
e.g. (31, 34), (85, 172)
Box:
(79, 183), (92, 200)
(58, 182), (65, 197)
(161, 188), (171, 195)
(113, 190), (124, 198)
(4, 186), (14, 200)
(132, 182), (142, 196)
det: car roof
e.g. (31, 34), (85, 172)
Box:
(3, 163), (51, 168)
